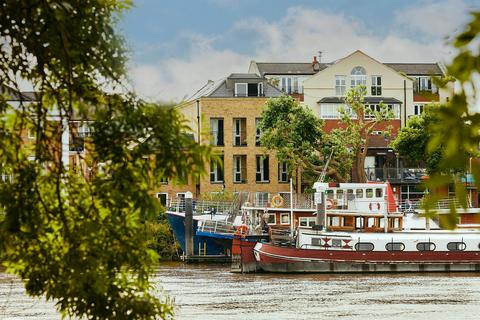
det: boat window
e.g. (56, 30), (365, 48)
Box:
(367, 217), (375, 228)
(366, 188), (373, 198)
(347, 189), (354, 200)
(311, 238), (322, 246)
(332, 239), (342, 247)
(356, 189), (363, 198)
(375, 188), (383, 198)
(326, 190), (334, 199)
(385, 242), (405, 251)
(266, 213), (276, 225)
(280, 213), (290, 225)
(336, 190), (344, 199)
(355, 242), (374, 251)
(447, 242), (466, 251)
(416, 242), (436, 251)
(331, 216), (341, 227)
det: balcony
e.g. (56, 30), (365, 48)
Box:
(365, 167), (427, 183)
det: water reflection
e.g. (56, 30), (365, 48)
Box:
(1, 263), (480, 319)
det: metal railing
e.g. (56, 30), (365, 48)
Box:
(197, 219), (237, 235)
(241, 192), (316, 210)
(365, 167), (427, 182)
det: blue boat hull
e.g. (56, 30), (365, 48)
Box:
(166, 212), (233, 256)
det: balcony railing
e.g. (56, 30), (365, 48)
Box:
(365, 167), (427, 182)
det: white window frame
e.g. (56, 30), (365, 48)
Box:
(256, 155), (269, 183)
(233, 118), (242, 146)
(371, 76), (382, 96)
(235, 83), (248, 97)
(293, 77), (299, 93)
(266, 213), (276, 225)
(233, 155), (243, 183)
(350, 66), (367, 88)
(280, 213), (290, 225)
(78, 122), (93, 137)
(156, 193), (169, 206)
(209, 118), (224, 146)
(255, 192), (269, 206)
(255, 118), (262, 146)
(335, 75), (346, 96)
(278, 161), (289, 183)
(210, 157), (224, 183)
(414, 104), (424, 116)
(257, 82), (264, 96)
(299, 217), (316, 228)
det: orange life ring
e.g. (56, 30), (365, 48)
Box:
(235, 225), (249, 236)
(271, 194), (285, 208)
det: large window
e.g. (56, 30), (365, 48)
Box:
(278, 161), (289, 183)
(255, 118), (262, 146)
(256, 155), (269, 182)
(413, 76), (437, 93)
(371, 76), (382, 96)
(350, 66), (367, 88)
(335, 75), (346, 96)
(299, 217), (316, 227)
(255, 192), (269, 206)
(210, 155), (224, 183)
(320, 104), (355, 119)
(210, 118), (224, 146)
(364, 104), (400, 119)
(235, 82), (264, 97)
(280, 76), (302, 94)
(233, 118), (247, 146)
(235, 83), (247, 97)
(414, 104), (424, 116)
(233, 155), (247, 183)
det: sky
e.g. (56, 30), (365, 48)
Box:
(120, 0), (479, 102)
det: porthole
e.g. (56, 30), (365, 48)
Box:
(416, 242), (435, 251)
(447, 242), (466, 251)
(355, 242), (374, 252)
(385, 242), (405, 252)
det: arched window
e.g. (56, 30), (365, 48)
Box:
(351, 66), (367, 88)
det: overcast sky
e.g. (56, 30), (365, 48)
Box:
(120, 0), (479, 102)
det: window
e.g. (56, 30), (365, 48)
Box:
(235, 83), (247, 97)
(299, 217), (316, 227)
(255, 192), (269, 206)
(266, 213), (276, 225)
(320, 104), (355, 119)
(210, 118), (224, 146)
(311, 238), (322, 246)
(280, 213), (290, 225)
(414, 104), (424, 116)
(356, 189), (364, 198)
(210, 155), (224, 183)
(414, 76), (436, 93)
(355, 242), (374, 251)
(385, 242), (405, 252)
(278, 161), (289, 183)
(281, 77), (292, 94)
(335, 75), (346, 96)
(1, 173), (12, 183)
(371, 76), (382, 96)
(332, 239), (342, 247)
(293, 77), (299, 93)
(233, 155), (246, 183)
(416, 242), (435, 251)
(280, 76), (302, 94)
(366, 188), (373, 198)
(256, 155), (269, 182)
(257, 83), (264, 96)
(160, 177), (168, 185)
(233, 118), (247, 146)
(156, 193), (168, 206)
(78, 123), (93, 137)
(447, 242), (466, 251)
(350, 66), (367, 88)
(375, 188), (383, 198)
(365, 104), (400, 119)
(255, 118), (262, 146)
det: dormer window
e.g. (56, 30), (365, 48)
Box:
(235, 83), (247, 97)
(351, 66), (367, 88)
(235, 82), (264, 97)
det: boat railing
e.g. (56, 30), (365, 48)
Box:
(241, 192), (316, 210)
(169, 198), (237, 216)
(197, 219), (237, 235)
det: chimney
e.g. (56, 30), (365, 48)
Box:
(312, 56), (320, 72)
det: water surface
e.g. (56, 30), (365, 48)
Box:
(1, 263), (480, 319)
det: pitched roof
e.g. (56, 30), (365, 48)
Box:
(383, 63), (444, 76)
(228, 73), (261, 79)
(254, 62), (329, 76)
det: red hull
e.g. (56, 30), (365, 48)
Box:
(254, 243), (480, 273)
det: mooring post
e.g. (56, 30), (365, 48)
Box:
(185, 191), (194, 259)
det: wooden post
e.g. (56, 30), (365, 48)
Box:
(185, 191), (194, 258)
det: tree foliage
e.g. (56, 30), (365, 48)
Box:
(423, 11), (480, 225)
(259, 95), (352, 184)
(341, 85), (394, 182)
(391, 105), (443, 172)
(0, 1), (212, 318)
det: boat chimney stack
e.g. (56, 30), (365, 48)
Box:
(184, 191), (194, 259)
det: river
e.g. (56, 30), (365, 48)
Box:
(1, 262), (480, 319)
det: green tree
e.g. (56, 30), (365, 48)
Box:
(0, 1), (211, 319)
(424, 11), (480, 224)
(259, 95), (353, 184)
(341, 85), (394, 183)
(391, 106), (443, 172)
